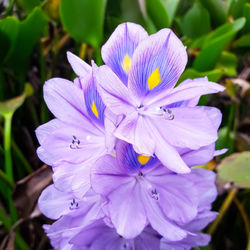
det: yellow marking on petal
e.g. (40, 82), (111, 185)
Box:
(91, 100), (99, 118)
(137, 155), (151, 165)
(122, 53), (132, 73)
(148, 67), (162, 90)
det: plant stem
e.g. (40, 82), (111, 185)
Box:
(3, 112), (17, 223)
(233, 197), (250, 240)
(208, 188), (238, 235)
(4, 113), (13, 181)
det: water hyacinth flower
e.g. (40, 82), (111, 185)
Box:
(36, 22), (224, 250)
(94, 22), (225, 173)
(91, 140), (217, 241)
(35, 56), (117, 197)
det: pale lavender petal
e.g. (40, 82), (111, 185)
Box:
(104, 108), (120, 153)
(141, 186), (188, 241)
(36, 146), (54, 166)
(101, 22), (148, 85)
(53, 162), (91, 198)
(108, 181), (147, 238)
(91, 155), (133, 196)
(35, 119), (62, 145)
(128, 29), (187, 99)
(150, 107), (218, 150)
(70, 219), (111, 247)
(145, 120), (190, 173)
(38, 184), (74, 219)
(94, 65), (138, 115)
(184, 168), (217, 206)
(147, 77), (224, 107)
(67, 51), (91, 77)
(199, 106), (222, 130)
(135, 227), (160, 250)
(40, 123), (106, 165)
(114, 111), (138, 146)
(114, 113), (156, 156)
(214, 148), (228, 156)
(44, 78), (90, 126)
(185, 210), (217, 232)
(160, 232), (211, 250)
(181, 143), (215, 167)
(145, 172), (198, 224)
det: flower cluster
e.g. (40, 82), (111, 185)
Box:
(36, 23), (225, 250)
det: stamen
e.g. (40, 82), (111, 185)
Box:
(70, 135), (81, 149)
(69, 198), (79, 210)
(161, 107), (174, 120)
(151, 189), (159, 201)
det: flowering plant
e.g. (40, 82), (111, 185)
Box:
(36, 22), (225, 250)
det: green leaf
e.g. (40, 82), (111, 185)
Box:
(193, 17), (246, 72)
(181, 2), (211, 39)
(16, 0), (41, 13)
(216, 127), (235, 157)
(178, 68), (223, 84)
(6, 7), (47, 75)
(0, 93), (25, 116)
(60, 0), (107, 48)
(229, 0), (247, 19)
(145, 0), (169, 29)
(215, 51), (237, 77)
(0, 17), (19, 64)
(200, 0), (227, 26)
(243, 3), (250, 32)
(218, 151), (250, 188)
(233, 33), (250, 47)
(163, 0), (180, 26)
(0, 82), (32, 116)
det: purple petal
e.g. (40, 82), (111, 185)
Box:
(161, 232), (211, 250)
(102, 22), (148, 85)
(91, 155), (133, 196)
(185, 210), (218, 232)
(184, 168), (217, 207)
(181, 143), (215, 167)
(67, 51), (91, 77)
(44, 78), (90, 126)
(141, 186), (188, 241)
(38, 184), (74, 219)
(150, 107), (218, 150)
(114, 113), (156, 156)
(94, 65), (138, 115)
(214, 148), (228, 156)
(116, 140), (158, 174)
(82, 70), (106, 126)
(128, 29), (187, 99)
(35, 119), (62, 145)
(40, 123), (106, 165)
(147, 121), (190, 173)
(70, 219), (112, 247)
(108, 181), (147, 238)
(147, 77), (225, 107)
(146, 168), (198, 224)
(53, 162), (91, 198)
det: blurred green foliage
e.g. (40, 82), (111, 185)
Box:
(0, 0), (250, 249)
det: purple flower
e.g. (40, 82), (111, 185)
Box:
(69, 220), (161, 250)
(94, 22), (225, 173)
(35, 55), (117, 197)
(36, 23), (223, 249)
(91, 140), (217, 240)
